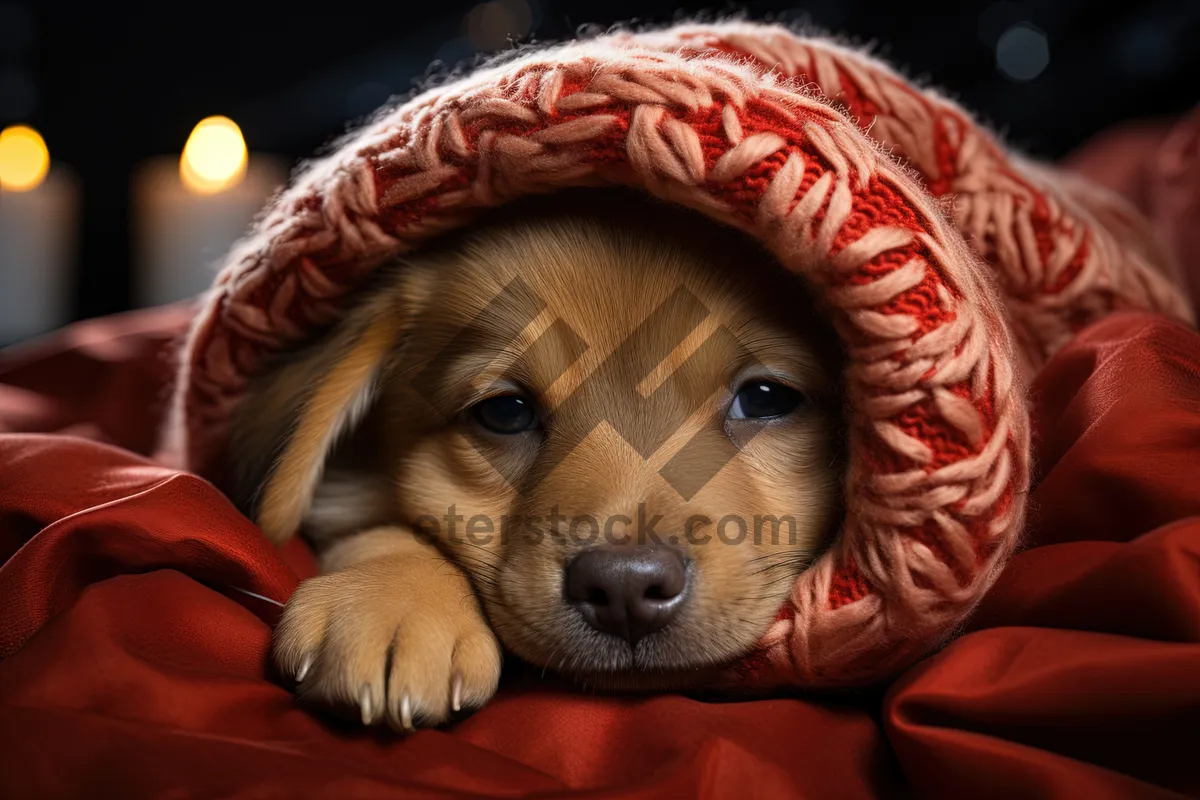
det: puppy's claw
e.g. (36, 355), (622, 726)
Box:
(359, 686), (374, 726)
(295, 654), (313, 683)
(400, 693), (414, 732)
(451, 670), (463, 713)
(274, 558), (502, 731)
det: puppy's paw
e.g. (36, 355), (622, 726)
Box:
(272, 557), (502, 730)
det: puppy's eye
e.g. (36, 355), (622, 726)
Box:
(728, 381), (804, 420)
(471, 394), (540, 434)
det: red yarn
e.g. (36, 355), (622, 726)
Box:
(157, 22), (1191, 690)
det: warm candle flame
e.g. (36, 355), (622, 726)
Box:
(180, 116), (248, 195)
(0, 124), (50, 192)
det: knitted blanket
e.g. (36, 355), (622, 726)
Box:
(159, 21), (1194, 688)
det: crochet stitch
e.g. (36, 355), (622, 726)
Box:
(159, 21), (1193, 688)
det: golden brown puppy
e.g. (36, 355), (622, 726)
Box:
(230, 188), (845, 731)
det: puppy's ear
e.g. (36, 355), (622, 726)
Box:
(229, 272), (414, 545)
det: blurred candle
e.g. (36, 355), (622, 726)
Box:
(0, 124), (79, 345)
(132, 116), (287, 308)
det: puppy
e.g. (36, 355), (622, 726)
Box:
(230, 188), (846, 731)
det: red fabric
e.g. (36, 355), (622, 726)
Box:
(2, 308), (1198, 799)
(1063, 105), (1200, 315)
(3, 114), (1200, 796)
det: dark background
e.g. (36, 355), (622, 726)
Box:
(2, 0), (1198, 323)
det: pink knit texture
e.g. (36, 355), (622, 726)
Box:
(159, 21), (1193, 688)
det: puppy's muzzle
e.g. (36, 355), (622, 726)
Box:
(565, 546), (690, 645)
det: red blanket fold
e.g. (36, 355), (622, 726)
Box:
(2, 305), (1198, 799)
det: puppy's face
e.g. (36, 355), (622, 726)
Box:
(373, 194), (845, 687)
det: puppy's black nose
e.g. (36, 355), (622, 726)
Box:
(565, 546), (689, 645)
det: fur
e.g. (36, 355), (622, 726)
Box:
(163, 20), (1191, 717)
(230, 190), (846, 728)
